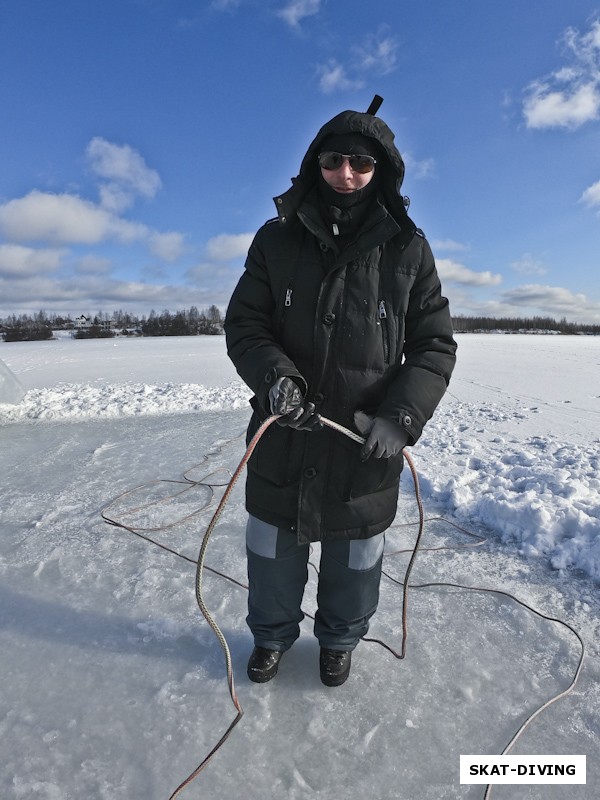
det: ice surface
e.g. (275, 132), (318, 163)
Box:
(0, 334), (598, 799)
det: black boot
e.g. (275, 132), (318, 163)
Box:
(319, 648), (352, 687)
(247, 646), (284, 683)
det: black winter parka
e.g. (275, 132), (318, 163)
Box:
(225, 109), (457, 544)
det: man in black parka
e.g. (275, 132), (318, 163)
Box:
(225, 98), (456, 687)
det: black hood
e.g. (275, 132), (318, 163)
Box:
(300, 110), (404, 187)
(274, 108), (408, 226)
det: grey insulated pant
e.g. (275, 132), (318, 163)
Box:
(245, 515), (385, 652)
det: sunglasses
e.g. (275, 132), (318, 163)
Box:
(318, 151), (376, 174)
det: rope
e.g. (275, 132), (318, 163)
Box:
(166, 414), (429, 799)
(318, 416), (425, 659)
(101, 414), (585, 800)
(165, 416), (278, 799)
(380, 573), (585, 798)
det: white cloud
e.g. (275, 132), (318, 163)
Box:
(186, 260), (239, 287)
(0, 187), (186, 264)
(431, 239), (468, 253)
(148, 231), (186, 262)
(0, 136), (189, 322)
(0, 191), (147, 245)
(502, 283), (600, 320)
(501, 284), (600, 320)
(317, 60), (364, 94)
(402, 152), (435, 180)
(277, 0), (321, 29)
(98, 183), (136, 214)
(510, 254), (547, 277)
(445, 285), (600, 324)
(580, 178), (600, 207)
(0, 273), (213, 318)
(79, 278), (189, 306)
(523, 19), (600, 129)
(524, 81), (600, 129)
(75, 255), (112, 275)
(205, 232), (254, 261)
(317, 28), (399, 95)
(87, 137), (161, 211)
(353, 31), (398, 75)
(0, 141), (231, 318)
(0, 243), (66, 278)
(437, 258), (502, 287)
(183, 232), (253, 302)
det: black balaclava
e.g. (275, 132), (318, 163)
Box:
(316, 132), (381, 244)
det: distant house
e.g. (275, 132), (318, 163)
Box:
(74, 315), (116, 332)
(74, 315), (92, 330)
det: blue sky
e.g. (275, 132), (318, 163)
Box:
(1, 0), (599, 323)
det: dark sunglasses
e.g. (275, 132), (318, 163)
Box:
(318, 151), (376, 174)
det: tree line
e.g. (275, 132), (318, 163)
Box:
(2, 309), (599, 342)
(0, 306), (224, 341)
(141, 306), (223, 337)
(452, 315), (600, 335)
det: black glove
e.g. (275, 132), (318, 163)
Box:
(269, 377), (322, 431)
(354, 411), (409, 461)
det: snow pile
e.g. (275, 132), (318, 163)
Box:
(0, 380), (252, 423)
(418, 400), (600, 580)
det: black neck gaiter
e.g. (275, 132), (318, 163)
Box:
(317, 171), (379, 245)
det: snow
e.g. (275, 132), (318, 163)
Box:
(1, 333), (599, 799)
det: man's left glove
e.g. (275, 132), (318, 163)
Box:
(354, 411), (409, 460)
(269, 376), (323, 431)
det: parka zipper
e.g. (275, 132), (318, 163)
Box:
(275, 285), (293, 339)
(278, 226), (310, 331)
(378, 299), (390, 363)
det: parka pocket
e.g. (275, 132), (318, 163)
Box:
(337, 435), (404, 501)
(247, 413), (303, 487)
(348, 453), (404, 500)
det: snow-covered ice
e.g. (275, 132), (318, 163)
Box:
(0, 333), (598, 799)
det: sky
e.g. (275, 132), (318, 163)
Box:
(0, 0), (599, 323)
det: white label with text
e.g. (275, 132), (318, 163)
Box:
(460, 755), (586, 784)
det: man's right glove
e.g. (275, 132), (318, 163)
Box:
(269, 376), (322, 431)
(354, 411), (409, 461)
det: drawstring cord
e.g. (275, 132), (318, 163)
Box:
(102, 414), (585, 800)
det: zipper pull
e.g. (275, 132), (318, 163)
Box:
(378, 300), (387, 319)
(285, 289), (293, 307)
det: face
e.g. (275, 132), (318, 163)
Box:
(320, 157), (375, 194)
